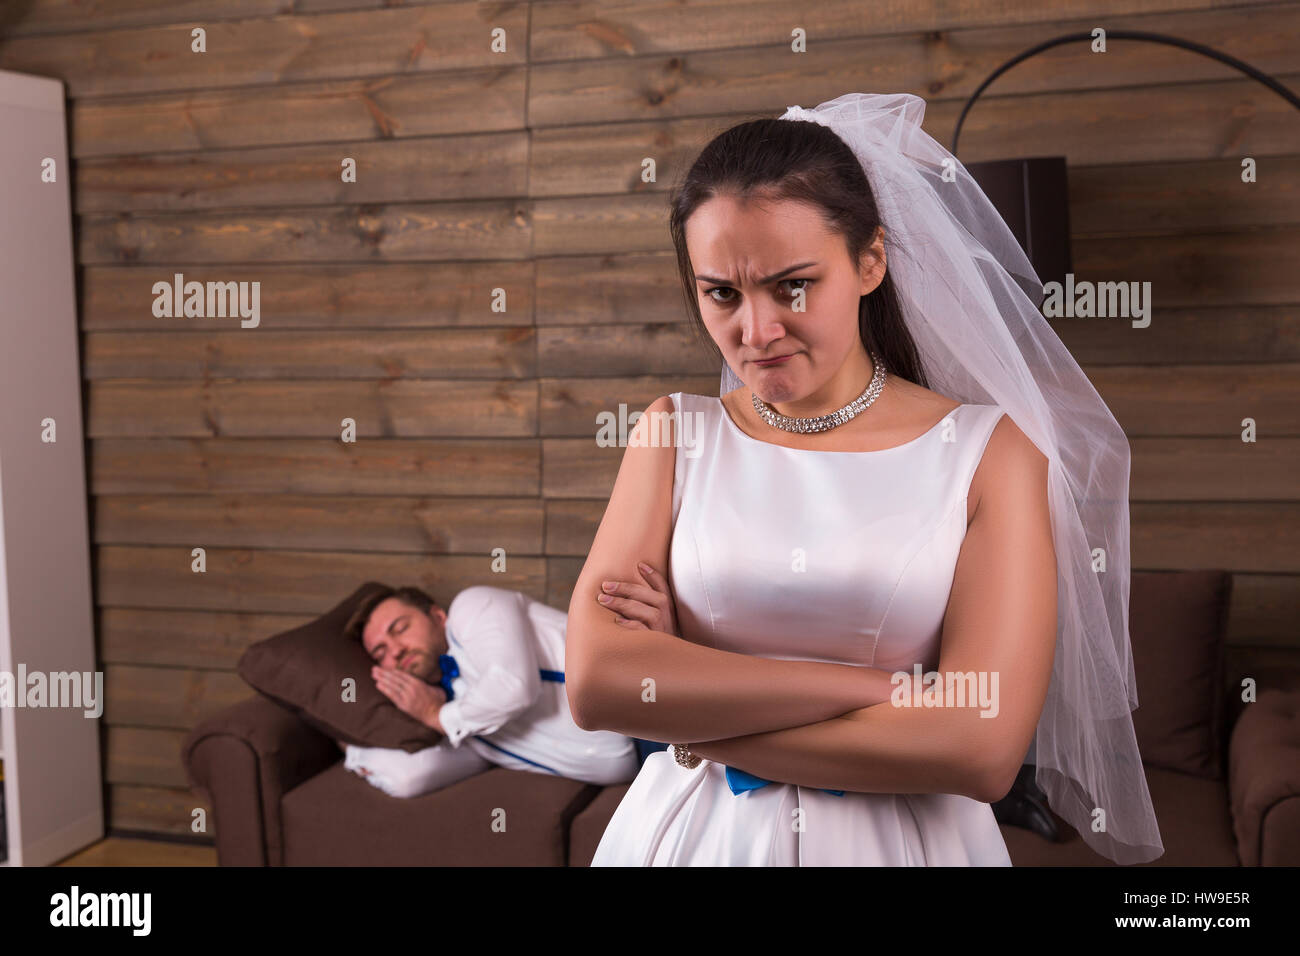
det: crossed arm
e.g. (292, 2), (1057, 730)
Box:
(567, 401), (1056, 804)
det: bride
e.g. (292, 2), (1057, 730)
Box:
(565, 93), (1162, 867)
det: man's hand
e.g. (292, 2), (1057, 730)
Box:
(372, 665), (447, 732)
(598, 560), (681, 637)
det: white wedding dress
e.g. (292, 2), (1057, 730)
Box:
(590, 391), (1015, 866)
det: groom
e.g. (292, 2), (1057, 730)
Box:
(340, 583), (638, 795)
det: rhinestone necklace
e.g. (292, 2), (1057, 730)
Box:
(750, 352), (887, 434)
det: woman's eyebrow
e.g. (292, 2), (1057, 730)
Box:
(695, 261), (818, 285)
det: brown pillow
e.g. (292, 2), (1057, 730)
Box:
(1128, 569), (1230, 779)
(237, 581), (444, 753)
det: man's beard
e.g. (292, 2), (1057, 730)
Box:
(402, 651), (434, 681)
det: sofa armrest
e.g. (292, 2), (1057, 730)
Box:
(1228, 681), (1300, 865)
(182, 693), (342, 866)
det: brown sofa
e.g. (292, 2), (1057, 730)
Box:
(183, 570), (1300, 865)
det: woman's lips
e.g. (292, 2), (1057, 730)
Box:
(753, 353), (794, 367)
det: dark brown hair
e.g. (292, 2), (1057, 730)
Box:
(668, 115), (930, 388)
(343, 585), (442, 645)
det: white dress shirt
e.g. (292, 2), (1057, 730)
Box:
(438, 585), (637, 783)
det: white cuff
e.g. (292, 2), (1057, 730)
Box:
(439, 700), (471, 747)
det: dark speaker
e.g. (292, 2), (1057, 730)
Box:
(964, 156), (1072, 308)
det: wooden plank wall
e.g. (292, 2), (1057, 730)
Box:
(1, 0), (1296, 841)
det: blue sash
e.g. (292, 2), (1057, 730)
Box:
(724, 765), (844, 797)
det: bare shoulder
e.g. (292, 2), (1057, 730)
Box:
(631, 393), (679, 449)
(983, 411), (1048, 470)
(969, 410), (1050, 521)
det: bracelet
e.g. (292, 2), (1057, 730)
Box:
(672, 743), (701, 769)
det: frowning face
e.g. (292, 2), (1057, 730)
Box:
(686, 193), (885, 412)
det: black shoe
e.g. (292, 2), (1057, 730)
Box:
(991, 764), (1060, 841)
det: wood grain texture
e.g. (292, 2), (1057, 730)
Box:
(1, 3), (527, 97)
(70, 67), (528, 159)
(527, 0), (1262, 62)
(526, 3), (1294, 125)
(84, 328), (536, 379)
(94, 546), (548, 611)
(2, 0), (454, 37)
(107, 782), (214, 839)
(104, 668), (254, 734)
(82, 262), (536, 330)
(106, 727), (199, 787)
(98, 606), (315, 669)
(75, 131), (530, 212)
(89, 438), (542, 495)
(57, 833), (217, 865)
(86, 379), (540, 437)
(78, 198), (534, 264)
(93, 494), (545, 552)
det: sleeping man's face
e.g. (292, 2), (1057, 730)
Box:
(360, 598), (448, 683)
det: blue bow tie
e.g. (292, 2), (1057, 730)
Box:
(437, 653), (460, 701)
(725, 765), (844, 797)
